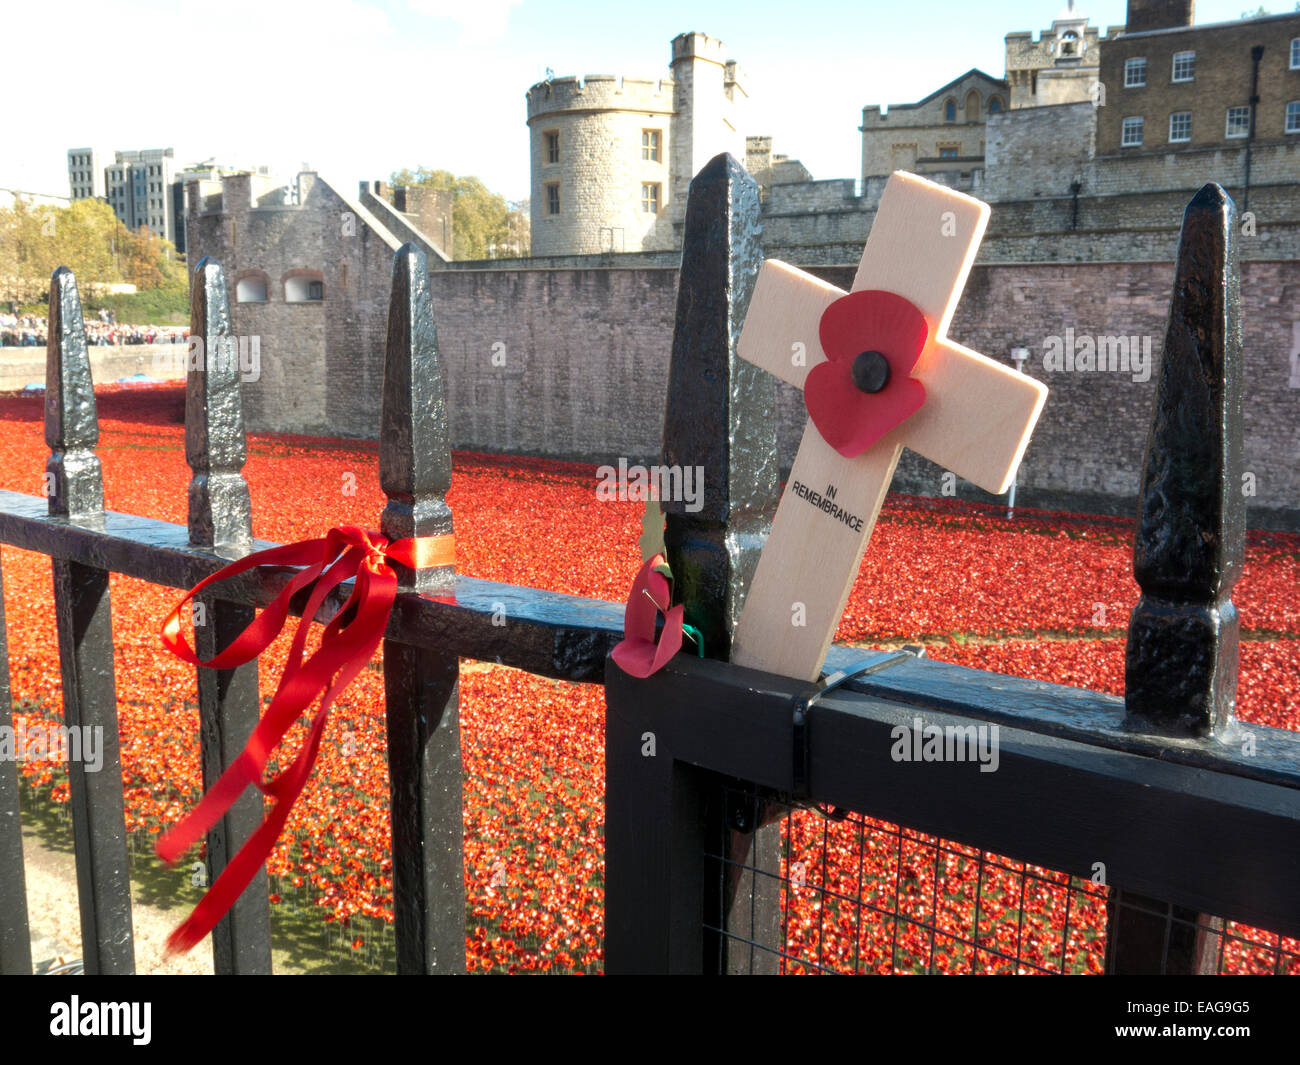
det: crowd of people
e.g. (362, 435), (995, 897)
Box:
(1, 308), (188, 348)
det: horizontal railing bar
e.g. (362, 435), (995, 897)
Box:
(0, 488), (882, 683)
(3, 486), (1297, 788)
(842, 657), (1300, 790)
(0, 488), (622, 683)
(607, 658), (1300, 943)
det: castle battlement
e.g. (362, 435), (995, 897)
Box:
(526, 74), (676, 120)
(671, 32), (727, 65)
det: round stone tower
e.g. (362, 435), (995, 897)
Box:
(525, 74), (677, 256)
(525, 32), (747, 257)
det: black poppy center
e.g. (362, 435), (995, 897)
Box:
(851, 350), (891, 394)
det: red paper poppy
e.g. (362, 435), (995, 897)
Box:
(803, 289), (930, 457)
(611, 554), (685, 678)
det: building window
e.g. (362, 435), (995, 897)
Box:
(285, 274), (325, 302)
(988, 97), (1003, 114)
(938, 147), (958, 159)
(546, 183), (560, 215)
(641, 183), (660, 213)
(1125, 57), (1147, 88)
(1288, 101), (1300, 134)
(236, 277), (268, 303)
(1122, 116), (1144, 147)
(1060, 30), (1078, 57)
(1225, 106), (1251, 139)
(1172, 51), (1195, 83)
(1169, 112), (1192, 143)
(1291, 39), (1300, 69)
(944, 98), (956, 122)
(545, 131), (559, 165)
(641, 129), (661, 161)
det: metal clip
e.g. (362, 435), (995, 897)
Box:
(790, 646), (925, 804)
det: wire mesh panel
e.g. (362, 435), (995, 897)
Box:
(707, 785), (1300, 975)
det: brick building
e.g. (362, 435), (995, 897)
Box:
(1098, 2), (1300, 160)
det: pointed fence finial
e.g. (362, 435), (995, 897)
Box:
(379, 243), (454, 594)
(44, 267), (104, 520)
(185, 258), (253, 550)
(1125, 183), (1244, 737)
(661, 152), (778, 660)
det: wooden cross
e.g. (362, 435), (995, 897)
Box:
(731, 171), (1048, 682)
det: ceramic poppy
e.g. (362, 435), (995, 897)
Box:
(804, 289), (930, 457)
(611, 553), (685, 678)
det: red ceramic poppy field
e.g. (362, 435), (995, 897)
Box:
(0, 384), (1296, 973)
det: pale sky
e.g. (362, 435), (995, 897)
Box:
(0, 0), (1264, 204)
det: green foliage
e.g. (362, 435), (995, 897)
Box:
(88, 287), (189, 325)
(0, 196), (182, 303)
(389, 167), (529, 260)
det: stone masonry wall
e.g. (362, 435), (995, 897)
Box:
(324, 259), (1300, 528)
(191, 176), (1300, 527)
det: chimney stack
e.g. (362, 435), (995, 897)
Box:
(1125, 0), (1195, 34)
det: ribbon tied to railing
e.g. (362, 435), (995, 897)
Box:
(156, 524), (453, 954)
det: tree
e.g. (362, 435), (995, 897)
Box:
(389, 168), (525, 260)
(0, 196), (182, 302)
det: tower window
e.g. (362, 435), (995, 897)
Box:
(641, 183), (660, 213)
(642, 129), (661, 162)
(1125, 57), (1147, 88)
(944, 99), (956, 122)
(988, 97), (1003, 114)
(546, 183), (560, 215)
(1172, 51), (1195, 83)
(545, 131), (560, 165)
(1121, 116), (1144, 147)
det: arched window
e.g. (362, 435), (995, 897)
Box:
(988, 96), (1004, 115)
(283, 269), (325, 303)
(1061, 31), (1078, 57)
(944, 98), (956, 122)
(234, 270), (269, 303)
(965, 91), (981, 122)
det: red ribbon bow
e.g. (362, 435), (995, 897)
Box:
(156, 525), (451, 954)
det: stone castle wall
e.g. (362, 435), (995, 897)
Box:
(187, 172), (400, 439)
(190, 172), (1300, 528)
(254, 257), (1295, 528)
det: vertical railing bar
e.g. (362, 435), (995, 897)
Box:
(1107, 183), (1242, 975)
(185, 257), (272, 974)
(0, 550), (34, 974)
(660, 153), (780, 974)
(45, 266), (135, 974)
(379, 242), (465, 974)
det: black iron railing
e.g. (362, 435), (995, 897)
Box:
(0, 155), (1296, 976)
